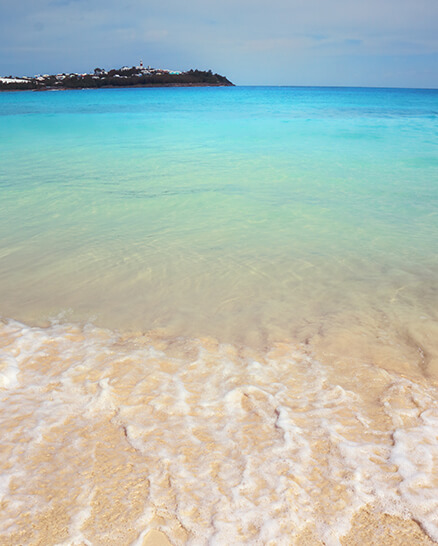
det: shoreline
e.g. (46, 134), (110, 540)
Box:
(0, 82), (234, 93)
(0, 314), (437, 544)
(1, 83), (437, 545)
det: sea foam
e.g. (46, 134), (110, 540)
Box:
(0, 318), (437, 545)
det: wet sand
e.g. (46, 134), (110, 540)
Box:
(1, 318), (437, 545)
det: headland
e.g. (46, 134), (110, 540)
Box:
(0, 64), (234, 91)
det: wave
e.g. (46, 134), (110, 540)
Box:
(0, 317), (437, 545)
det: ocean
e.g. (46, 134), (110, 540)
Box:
(0, 86), (437, 545)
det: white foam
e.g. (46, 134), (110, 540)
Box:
(0, 318), (438, 544)
(0, 355), (20, 389)
(389, 406), (438, 541)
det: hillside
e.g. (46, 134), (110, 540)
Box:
(0, 66), (234, 91)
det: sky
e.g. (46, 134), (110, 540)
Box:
(0, 0), (437, 87)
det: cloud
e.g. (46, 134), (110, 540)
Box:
(0, 0), (437, 86)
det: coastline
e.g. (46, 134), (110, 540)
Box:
(0, 82), (234, 93)
(0, 67), (234, 92)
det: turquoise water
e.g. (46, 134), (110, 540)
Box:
(0, 86), (437, 357)
(2, 86), (438, 544)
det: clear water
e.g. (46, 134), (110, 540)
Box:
(1, 87), (437, 347)
(0, 87), (438, 544)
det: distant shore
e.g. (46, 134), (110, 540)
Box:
(0, 83), (234, 93)
(0, 66), (234, 91)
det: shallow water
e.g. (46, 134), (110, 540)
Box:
(0, 86), (437, 544)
